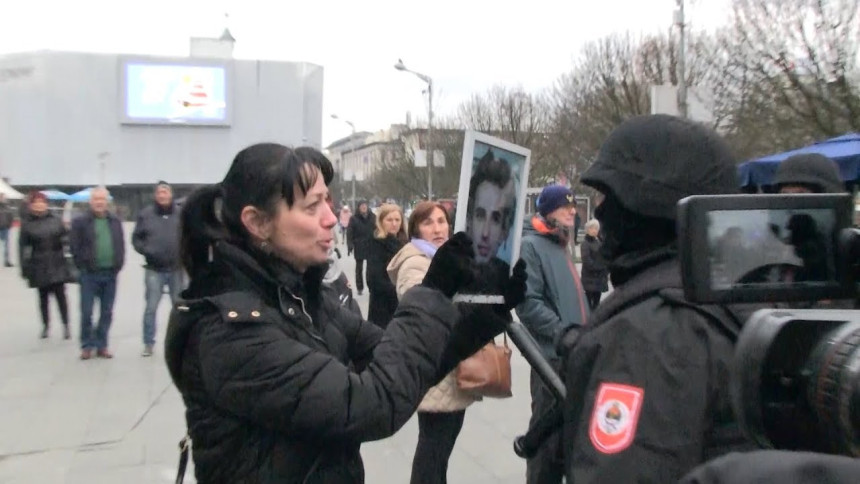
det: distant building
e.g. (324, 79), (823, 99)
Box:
(0, 30), (323, 215)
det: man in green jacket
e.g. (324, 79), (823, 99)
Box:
(516, 184), (590, 484)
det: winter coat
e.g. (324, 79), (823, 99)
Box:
(0, 200), (14, 230)
(18, 211), (71, 288)
(579, 234), (609, 293)
(515, 216), (589, 360)
(69, 211), (125, 272)
(165, 240), (476, 483)
(365, 235), (403, 329)
(560, 250), (758, 483)
(346, 212), (376, 260)
(132, 202), (180, 270)
(680, 450), (860, 484)
(387, 242), (477, 413)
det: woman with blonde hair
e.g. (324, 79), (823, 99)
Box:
(365, 203), (407, 328)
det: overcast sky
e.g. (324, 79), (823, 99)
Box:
(0, 0), (732, 146)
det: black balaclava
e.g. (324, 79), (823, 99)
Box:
(594, 189), (677, 286)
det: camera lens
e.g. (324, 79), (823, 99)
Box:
(804, 320), (860, 457)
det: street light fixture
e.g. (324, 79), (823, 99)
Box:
(331, 114), (358, 209)
(394, 58), (434, 200)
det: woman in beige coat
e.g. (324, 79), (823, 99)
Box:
(387, 201), (478, 484)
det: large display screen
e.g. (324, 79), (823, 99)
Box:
(120, 61), (231, 126)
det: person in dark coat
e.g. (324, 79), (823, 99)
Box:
(365, 203), (406, 329)
(132, 181), (183, 357)
(560, 115), (758, 483)
(0, 192), (15, 267)
(347, 200), (375, 295)
(164, 143), (525, 484)
(19, 191), (71, 339)
(579, 218), (609, 310)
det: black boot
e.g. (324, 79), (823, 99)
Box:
(40, 326), (48, 339)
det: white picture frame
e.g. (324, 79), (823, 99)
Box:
(454, 130), (532, 272)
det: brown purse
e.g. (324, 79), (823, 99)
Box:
(455, 334), (513, 398)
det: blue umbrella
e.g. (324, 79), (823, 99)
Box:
(69, 188), (113, 202)
(738, 133), (860, 188)
(40, 189), (70, 201)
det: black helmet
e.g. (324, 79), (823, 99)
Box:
(773, 153), (843, 193)
(581, 114), (737, 220)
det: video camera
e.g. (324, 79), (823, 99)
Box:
(509, 193), (859, 459)
(677, 193), (859, 457)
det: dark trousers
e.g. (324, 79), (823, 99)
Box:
(37, 283), (69, 328)
(527, 365), (564, 484)
(79, 270), (117, 350)
(410, 410), (466, 484)
(585, 291), (602, 311)
(354, 257), (366, 292)
(0, 228), (9, 264)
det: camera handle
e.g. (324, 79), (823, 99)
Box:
(503, 320), (567, 459)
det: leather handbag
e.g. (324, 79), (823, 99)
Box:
(455, 334), (513, 398)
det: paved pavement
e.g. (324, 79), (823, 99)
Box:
(0, 225), (539, 483)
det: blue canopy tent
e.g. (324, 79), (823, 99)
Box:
(68, 188), (113, 202)
(737, 133), (860, 190)
(40, 189), (70, 201)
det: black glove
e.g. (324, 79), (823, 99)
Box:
(503, 259), (527, 310)
(465, 259), (527, 313)
(439, 303), (510, 375)
(421, 232), (475, 298)
(556, 325), (582, 361)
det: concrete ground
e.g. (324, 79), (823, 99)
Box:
(0, 225), (544, 483)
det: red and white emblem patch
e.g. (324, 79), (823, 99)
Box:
(588, 383), (644, 454)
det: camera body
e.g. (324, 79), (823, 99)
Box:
(677, 193), (859, 456)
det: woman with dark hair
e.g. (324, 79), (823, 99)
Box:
(387, 201), (477, 484)
(19, 191), (72, 339)
(365, 203), (407, 329)
(165, 143), (524, 483)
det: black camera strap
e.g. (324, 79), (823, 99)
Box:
(175, 434), (190, 484)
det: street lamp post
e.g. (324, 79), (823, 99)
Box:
(331, 114), (357, 208)
(394, 59), (434, 200)
(97, 151), (110, 186)
(674, 0), (688, 118)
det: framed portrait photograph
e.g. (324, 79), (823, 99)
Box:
(454, 131), (532, 272)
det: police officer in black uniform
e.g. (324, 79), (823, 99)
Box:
(559, 115), (758, 482)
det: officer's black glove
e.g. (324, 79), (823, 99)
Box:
(421, 232), (475, 298)
(556, 325), (581, 362)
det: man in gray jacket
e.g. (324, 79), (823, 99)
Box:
(516, 184), (589, 484)
(132, 181), (182, 357)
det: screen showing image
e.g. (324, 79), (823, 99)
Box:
(707, 208), (837, 290)
(123, 63), (229, 125)
(465, 141), (526, 265)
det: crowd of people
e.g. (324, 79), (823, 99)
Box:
(4, 183), (182, 359)
(3, 113), (857, 484)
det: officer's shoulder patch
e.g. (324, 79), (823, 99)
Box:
(588, 382), (644, 454)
